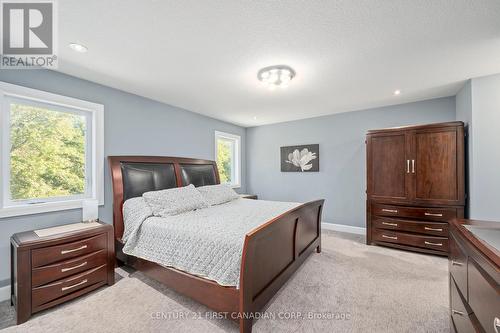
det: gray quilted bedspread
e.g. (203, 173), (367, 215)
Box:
(122, 198), (300, 288)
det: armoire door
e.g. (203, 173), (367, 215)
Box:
(367, 131), (411, 202)
(411, 125), (464, 205)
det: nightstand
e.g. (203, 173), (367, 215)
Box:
(10, 221), (114, 324)
(239, 194), (258, 200)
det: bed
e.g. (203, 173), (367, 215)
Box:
(108, 156), (324, 333)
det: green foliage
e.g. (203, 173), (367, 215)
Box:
(216, 139), (232, 184)
(9, 103), (86, 200)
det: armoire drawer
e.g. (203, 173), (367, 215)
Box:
(372, 217), (448, 237)
(372, 228), (449, 252)
(372, 203), (457, 222)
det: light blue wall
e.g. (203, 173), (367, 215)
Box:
(455, 80), (472, 126)
(246, 97), (456, 228)
(455, 80), (472, 216)
(0, 69), (246, 285)
(467, 73), (500, 220)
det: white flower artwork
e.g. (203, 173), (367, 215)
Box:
(281, 144), (319, 172)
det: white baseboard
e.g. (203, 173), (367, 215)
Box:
(322, 222), (366, 235)
(0, 285), (10, 302)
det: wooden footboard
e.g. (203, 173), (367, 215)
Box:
(238, 199), (324, 333)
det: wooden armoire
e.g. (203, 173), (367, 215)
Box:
(366, 121), (465, 256)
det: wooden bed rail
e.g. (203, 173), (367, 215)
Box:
(238, 199), (324, 332)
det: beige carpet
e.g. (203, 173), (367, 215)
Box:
(0, 231), (449, 333)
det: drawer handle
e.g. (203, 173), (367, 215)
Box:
(425, 241), (443, 247)
(381, 209), (398, 213)
(61, 279), (88, 291)
(451, 260), (463, 267)
(424, 227), (443, 232)
(61, 245), (87, 254)
(61, 261), (88, 273)
(452, 309), (465, 316)
(382, 222), (398, 227)
(494, 317), (500, 333)
(382, 234), (398, 240)
(424, 212), (443, 217)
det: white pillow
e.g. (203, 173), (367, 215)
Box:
(197, 184), (239, 206)
(142, 184), (208, 217)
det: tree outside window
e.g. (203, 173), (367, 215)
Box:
(8, 103), (87, 201)
(216, 138), (233, 184)
(215, 131), (240, 187)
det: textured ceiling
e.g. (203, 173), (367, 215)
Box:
(57, 0), (500, 127)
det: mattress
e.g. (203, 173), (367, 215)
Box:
(122, 197), (301, 288)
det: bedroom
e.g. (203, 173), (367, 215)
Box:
(0, 1), (499, 332)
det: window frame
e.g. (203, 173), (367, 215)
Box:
(0, 81), (104, 218)
(214, 130), (241, 188)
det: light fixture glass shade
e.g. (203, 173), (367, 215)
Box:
(258, 65), (296, 89)
(281, 73), (291, 82)
(268, 73), (279, 83)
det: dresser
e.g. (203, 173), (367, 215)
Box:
(449, 219), (499, 333)
(366, 121), (465, 255)
(10, 222), (115, 324)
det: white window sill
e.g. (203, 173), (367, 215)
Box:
(0, 200), (87, 219)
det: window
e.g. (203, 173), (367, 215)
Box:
(215, 131), (241, 188)
(0, 82), (104, 218)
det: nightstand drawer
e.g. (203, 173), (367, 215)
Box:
(32, 249), (107, 287)
(32, 233), (107, 268)
(32, 264), (107, 309)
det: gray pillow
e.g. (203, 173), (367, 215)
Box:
(143, 184), (208, 217)
(197, 184), (239, 206)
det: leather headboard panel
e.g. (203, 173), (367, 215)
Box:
(180, 164), (217, 187)
(109, 156), (219, 240)
(121, 162), (177, 201)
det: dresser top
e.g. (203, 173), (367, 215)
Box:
(11, 221), (111, 248)
(452, 218), (500, 268)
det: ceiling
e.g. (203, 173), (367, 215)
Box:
(57, 0), (500, 127)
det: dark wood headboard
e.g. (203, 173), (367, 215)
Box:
(108, 156), (220, 241)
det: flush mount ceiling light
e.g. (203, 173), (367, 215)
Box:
(257, 65), (296, 89)
(394, 89), (401, 96)
(69, 43), (88, 53)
